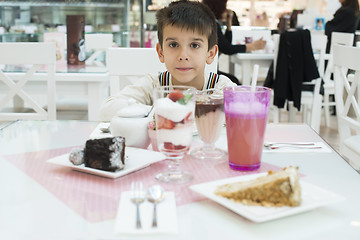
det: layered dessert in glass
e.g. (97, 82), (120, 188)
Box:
(191, 89), (226, 160)
(153, 86), (196, 183)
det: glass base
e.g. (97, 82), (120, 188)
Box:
(190, 147), (226, 160)
(155, 171), (193, 184)
(229, 162), (260, 171)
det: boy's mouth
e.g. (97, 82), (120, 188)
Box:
(176, 67), (192, 71)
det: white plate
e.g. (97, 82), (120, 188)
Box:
(47, 147), (166, 179)
(190, 173), (345, 223)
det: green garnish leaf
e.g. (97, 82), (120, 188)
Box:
(177, 93), (193, 105)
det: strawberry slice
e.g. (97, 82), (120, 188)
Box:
(168, 90), (184, 102)
(157, 115), (175, 129)
(163, 142), (187, 150)
(164, 142), (175, 150)
(174, 144), (187, 150)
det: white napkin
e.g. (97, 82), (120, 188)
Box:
(114, 191), (178, 235)
(89, 122), (112, 139)
(263, 142), (332, 153)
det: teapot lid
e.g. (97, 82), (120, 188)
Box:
(116, 103), (150, 118)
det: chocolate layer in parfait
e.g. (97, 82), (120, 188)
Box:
(195, 98), (224, 118)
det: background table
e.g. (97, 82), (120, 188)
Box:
(0, 65), (109, 121)
(0, 120), (359, 239)
(230, 53), (273, 86)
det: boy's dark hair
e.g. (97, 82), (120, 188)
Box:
(156, 0), (217, 50)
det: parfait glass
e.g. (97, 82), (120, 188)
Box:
(190, 89), (226, 160)
(153, 85), (196, 184)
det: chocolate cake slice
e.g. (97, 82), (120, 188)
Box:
(84, 137), (125, 172)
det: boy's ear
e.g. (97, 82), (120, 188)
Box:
(156, 43), (165, 63)
(206, 45), (218, 65)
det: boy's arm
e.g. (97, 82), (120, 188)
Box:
(214, 74), (237, 89)
(99, 74), (157, 121)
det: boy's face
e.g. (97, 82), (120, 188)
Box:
(156, 25), (217, 88)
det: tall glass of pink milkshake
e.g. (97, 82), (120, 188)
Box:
(223, 86), (271, 171)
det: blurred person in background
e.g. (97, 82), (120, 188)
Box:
(202, 0), (266, 85)
(220, 6), (240, 26)
(325, 0), (360, 53)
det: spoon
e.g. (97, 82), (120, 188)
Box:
(146, 185), (166, 228)
(118, 105), (154, 118)
(144, 105), (154, 118)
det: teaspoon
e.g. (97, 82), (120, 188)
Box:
(146, 185), (166, 228)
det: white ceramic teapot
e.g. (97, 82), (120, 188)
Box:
(110, 103), (153, 149)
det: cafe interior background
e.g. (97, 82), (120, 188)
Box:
(0, 0), (354, 152)
(0, 0), (346, 47)
(1, 2), (360, 237)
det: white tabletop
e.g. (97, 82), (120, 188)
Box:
(0, 120), (359, 239)
(231, 52), (274, 61)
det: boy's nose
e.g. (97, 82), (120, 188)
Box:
(178, 48), (189, 61)
(179, 56), (189, 61)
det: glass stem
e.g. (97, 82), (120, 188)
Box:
(168, 159), (181, 174)
(202, 142), (216, 152)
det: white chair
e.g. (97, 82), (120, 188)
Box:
(85, 33), (113, 67)
(322, 32), (354, 127)
(333, 44), (360, 171)
(300, 33), (327, 133)
(0, 42), (56, 121)
(269, 32), (327, 133)
(107, 47), (218, 95)
(268, 34), (280, 123)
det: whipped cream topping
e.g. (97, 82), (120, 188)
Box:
(155, 97), (194, 122)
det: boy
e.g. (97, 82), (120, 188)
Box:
(99, 0), (236, 121)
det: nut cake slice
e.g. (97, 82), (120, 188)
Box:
(214, 167), (301, 207)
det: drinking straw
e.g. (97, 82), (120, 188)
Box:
(251, 64), (259, 92)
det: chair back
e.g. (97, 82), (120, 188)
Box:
(107, 47), (218, 95)
(310, 33), (327, 78)
(85, 33), (113, 66)
(272, 34), (280, 79)
(323, 32), (354, 85)
(272, 32), (326, 79)
(304, 34), (327, 133)
(0, 42), (56, 121)
(333, 44), (360, 142)
(271, 31), (327, 132)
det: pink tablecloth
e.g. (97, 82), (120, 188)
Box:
(4, 146), (281, 223)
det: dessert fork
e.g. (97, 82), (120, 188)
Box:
(265, 145), (322, 150)
(264, 142), (315, 148)
(130, 181), (145, 229)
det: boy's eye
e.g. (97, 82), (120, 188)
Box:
(190, 43), (200, 49)
(169, 42), (179, 48)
